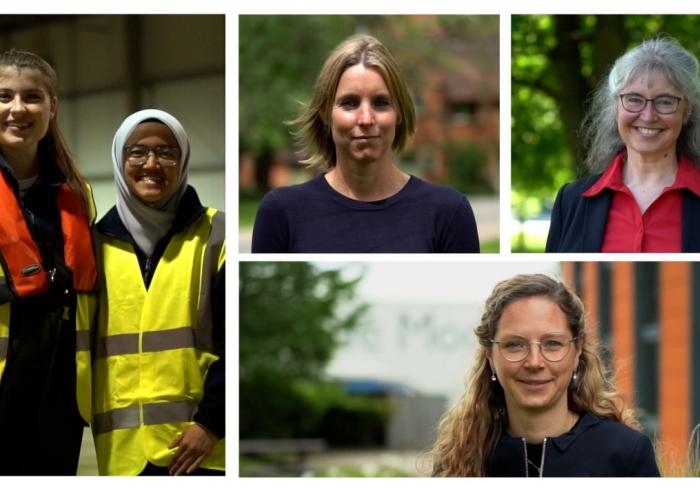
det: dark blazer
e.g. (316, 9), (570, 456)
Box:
(545, 175), (700, 252)
(486, 413), (660, 477)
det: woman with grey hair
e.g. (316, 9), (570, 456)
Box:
(546, 37), (700, 252)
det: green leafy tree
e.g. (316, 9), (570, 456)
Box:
(239, 16), (358, 192)
(239, 262), (367, 439)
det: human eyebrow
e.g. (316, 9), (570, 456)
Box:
(497, 333), (527, 340)
(373, 93), (392, 104)
(335, 91), (358, 101)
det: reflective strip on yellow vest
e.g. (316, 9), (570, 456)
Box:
(92, 208), (225, 475)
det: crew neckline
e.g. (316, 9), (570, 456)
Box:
(317, 173), (418, 211)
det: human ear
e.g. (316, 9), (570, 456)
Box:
(50, 96), (57, 119)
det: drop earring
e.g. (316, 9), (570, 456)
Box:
(491, 372), (497, 382)
(572, 369), (578, 381)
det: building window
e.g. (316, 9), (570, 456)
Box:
(692, 264), (700, 428)
(573, 262), (583, 296)
(635, 263), (659, 434)
(449, 102), (477, 125)
(598, 262), (612, 370)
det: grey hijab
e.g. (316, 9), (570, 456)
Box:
(111, 109), (190, 256)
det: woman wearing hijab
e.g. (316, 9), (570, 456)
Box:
(91, 109), (225, 475)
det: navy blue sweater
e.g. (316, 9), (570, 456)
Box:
(486, 413), (660, 477)
(252, 174), (480, 253)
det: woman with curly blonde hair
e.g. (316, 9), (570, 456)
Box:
(431, 274), (659, 477)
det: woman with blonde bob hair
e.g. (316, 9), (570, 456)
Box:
(431, 274), (659, 477)
(252, 34), (479, 253)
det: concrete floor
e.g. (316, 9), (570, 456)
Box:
(77, 428), (98, 476)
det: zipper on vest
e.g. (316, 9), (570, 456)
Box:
(144, 257), (152, 288)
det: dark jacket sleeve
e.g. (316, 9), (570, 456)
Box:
(444, 196), (480, 253)
(545, 183), (568, 252)
(193, 262), (225, 438)
(626, 433), (661, 477)
(251, 191), (289, 252)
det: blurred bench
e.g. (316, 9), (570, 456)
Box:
(240, 439), (327, 476)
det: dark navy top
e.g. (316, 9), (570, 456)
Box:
(486, 412), (661, 477)
(251, 174), (480, 253)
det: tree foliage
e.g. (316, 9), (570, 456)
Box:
(239, 262), (367, 438)
(512, 14), (700, 215)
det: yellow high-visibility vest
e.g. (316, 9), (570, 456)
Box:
(92, 208), (225, 476)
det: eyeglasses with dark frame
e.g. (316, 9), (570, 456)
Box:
(618, 93), (683, 114)
(124, 144), (181, 167)
(490, 335), (578, 363)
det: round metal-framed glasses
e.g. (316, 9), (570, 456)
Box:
(490, 336), (577, 363)
(124, 144), (181, 167)
(618, 93), (683, 114)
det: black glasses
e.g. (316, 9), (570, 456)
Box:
(490, 335), (577, 363)
(619, 93), (683, 114)
(124, 144), (181, 167)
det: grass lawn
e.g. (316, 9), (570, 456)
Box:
(510, 231), (547, 253)
(239, 198), (260, 230)
(480, 238), (499, 253)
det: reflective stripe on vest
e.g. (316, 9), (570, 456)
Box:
(93, 208), (225, 475)
(93, 400), (198, 434)
(95, 327), (196, 359)
(0, 173), (96, 298)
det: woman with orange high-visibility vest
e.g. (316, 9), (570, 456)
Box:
(92, 109), (225, 476)
(0, 49), (96, 475)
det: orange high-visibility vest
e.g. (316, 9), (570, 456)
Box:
(0, 172), (96, 297)
(0, 171), (97, 422)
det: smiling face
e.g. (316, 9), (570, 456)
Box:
(330, 64), (397, 167)
(617, 70), (689, 162)
(488, 296), (581, 418)
(0, 67), (55, 158)
(123, 122), (181, 205)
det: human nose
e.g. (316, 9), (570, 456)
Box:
(143, 150), (160, 168)
(9, 95), (26, 113)
(357, 101), (375, 125)
(639, 100), (656, 120)
(522, 342), (544, 366)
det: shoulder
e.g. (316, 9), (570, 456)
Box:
(406, 177), (470, 211)
(562, 414), (660, 476)
(409, 177), (464, 200)
(555, 174), (603, 200)
(259, 176), (325, 208)
(96, 205), (126, 238)
(576, 414), (655, 461)
(583, 415), (647, 443)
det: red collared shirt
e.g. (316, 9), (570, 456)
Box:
(582, 152), (700, 252)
